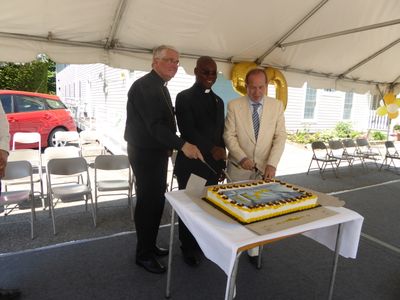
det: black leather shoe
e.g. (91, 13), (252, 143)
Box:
(136, 255), (166, 274)
(247, 254), (261, 269)
(154, 246), (169, 257)
(181, 247), (201, 267)
(0, 288), (21, 299)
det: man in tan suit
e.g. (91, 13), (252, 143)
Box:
(224, 68), (286, 181)
(224, 68), (287, 264)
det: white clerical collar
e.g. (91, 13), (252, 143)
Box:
(204, 89), (211, 94)
(164, 82), (168, 87)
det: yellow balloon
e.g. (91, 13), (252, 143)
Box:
(388, 111), (399, 119)
(396, 98), (400, 106)
(376, 106), (387, 116)
(231, 62), (257, 95)
(265, 67), (288, 109)
(383, 93), (396, 105)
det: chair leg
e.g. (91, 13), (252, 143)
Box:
(306, 158), (314, 175)
(40, 179), (46, 210)
(30, 194), (35, 240)
(49, 196), (57, 235)
(88, 194), (96, 227)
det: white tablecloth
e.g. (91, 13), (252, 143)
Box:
(165, 190), (364, 277)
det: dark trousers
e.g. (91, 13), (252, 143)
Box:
(176, 170), (218, 251)
(127, 144), (168, 259)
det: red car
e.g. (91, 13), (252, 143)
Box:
(0, 90), (77, 149)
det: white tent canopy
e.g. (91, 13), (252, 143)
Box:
(1, 0), (399, 95)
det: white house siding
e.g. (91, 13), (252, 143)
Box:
(283, 84), (372, 133)
(57, 65), (195, 154)
(57, 64), (375, 153)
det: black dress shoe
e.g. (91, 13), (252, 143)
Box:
(181, 247), (201, 267)
(154, 246), (169, 256)
(247, 254), (261, 269)
(0, 288), (21, 299)
(136, 255), (166, 274)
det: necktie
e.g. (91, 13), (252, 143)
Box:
(252, 103), (261, 140)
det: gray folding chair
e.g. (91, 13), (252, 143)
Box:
(9, 132), (45, 209)
(307, 141), (338, 179)
(328, 140), (354, 168)
(0, 161), (35, 239)
(380, 141), (400, 173)
(355, 138), (381, 167)
(94, 155), (134, 221)
(342, 139), (367, 168)
(47, 157), (96, 235)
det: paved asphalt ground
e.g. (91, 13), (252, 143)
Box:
(1, 141), (400, 299)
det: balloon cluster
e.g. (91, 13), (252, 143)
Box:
(376, 93), (400, 119)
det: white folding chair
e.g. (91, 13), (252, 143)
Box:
(12, 132), (42, 150)
(79, 129), (105, 160)
(47, 157), (96, 235)
(94, 155), (134, 221)
(54, 131), (80, 148)
(1, 161), (35, 239)
(7, 132), (44, 209)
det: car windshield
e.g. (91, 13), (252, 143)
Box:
(46, 98), (67, 109)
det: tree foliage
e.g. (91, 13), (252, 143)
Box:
(0, 58), (56, 94)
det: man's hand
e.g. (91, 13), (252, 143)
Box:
(181, 142), (204, 161)
(211, 146), (226, 161)
(263, 164), (276, 179)
(0, 149), (9, 179)
(239, 158), (255, 170)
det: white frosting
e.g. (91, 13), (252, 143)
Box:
(206, 181), (318, 223)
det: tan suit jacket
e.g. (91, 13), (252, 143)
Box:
(223, 95), (286, 180)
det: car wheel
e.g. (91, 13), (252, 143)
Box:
(48, 128), (66, 147)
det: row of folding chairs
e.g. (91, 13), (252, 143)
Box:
(1, 132), (135, 238)
(307, 138), (381, 179)
(307, 139), (400, 179)
(53, 129), (106, 160)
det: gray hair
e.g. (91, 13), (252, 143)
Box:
(153, 45), (179, 59)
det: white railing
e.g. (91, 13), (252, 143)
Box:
(368, 110), (389, 131)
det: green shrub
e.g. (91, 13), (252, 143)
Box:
(370, 131), (386, 141)
(288, 121), (363, 144)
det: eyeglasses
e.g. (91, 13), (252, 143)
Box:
(159, 57), (180, 66)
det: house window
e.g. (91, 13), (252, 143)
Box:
(343, 92), (353, 119)
(304, 87), (317, 119)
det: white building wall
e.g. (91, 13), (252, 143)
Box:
(57, 64), (375, 153)
(57, 64), (195, 154)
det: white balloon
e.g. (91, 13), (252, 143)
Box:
(387, 103), (399, 113)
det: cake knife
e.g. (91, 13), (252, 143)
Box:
(229, 160), (264, 179)
(201, 159), (217, 175)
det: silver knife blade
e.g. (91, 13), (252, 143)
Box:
(222, 168), (232, 182)
(201, 159), (218, 175)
